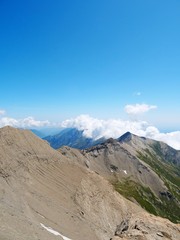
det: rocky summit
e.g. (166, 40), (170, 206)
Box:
(0, 126), (180, 240)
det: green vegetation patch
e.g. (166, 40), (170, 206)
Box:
(113, 179), (157, 215)
(136, 149), (180, 223)
(137, 149), (180, 199)
(113, 178), (180, 223)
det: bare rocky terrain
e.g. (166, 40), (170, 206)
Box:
(59, 132), (180, 223)
(0, 126), (179, 240)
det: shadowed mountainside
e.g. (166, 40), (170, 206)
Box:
(44, 128), (105, 149)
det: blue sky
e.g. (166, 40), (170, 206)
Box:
(0, 0), (180, 130)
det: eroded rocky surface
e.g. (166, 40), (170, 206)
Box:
(0, 126), (179, 240)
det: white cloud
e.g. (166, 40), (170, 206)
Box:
(145, 129), (180, 150)
(61, 114), (180, 150)
(0, 116), (50, 128)
(0, 111), (180, 150)
(62, 114), (150, 140)
(0, 109), (5, 115)
(125, 103), (157, 115)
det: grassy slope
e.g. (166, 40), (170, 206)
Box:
(113, 143), (180, 223)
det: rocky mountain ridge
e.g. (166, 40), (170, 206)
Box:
(0, 126), (179, 240)
(60, 132), (180, 223)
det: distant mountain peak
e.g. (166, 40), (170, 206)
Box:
(44, 127), (105, 150)
(118, 131), (133, 142)
(118, 132), (147, 143)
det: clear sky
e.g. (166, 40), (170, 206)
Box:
(0, 0), (180, 131)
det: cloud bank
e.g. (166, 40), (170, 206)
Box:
(0, 110), (179, 150)
(62, 114), (180, 150)
(0, 116), (50, 128)
(125, 104), (157, 115)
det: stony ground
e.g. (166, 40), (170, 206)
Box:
(0, 126), (179, 240)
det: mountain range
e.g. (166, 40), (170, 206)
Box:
(43, 128), (105, 149)
(59, 131), (180, 223)
(0, 126), (180, 240)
